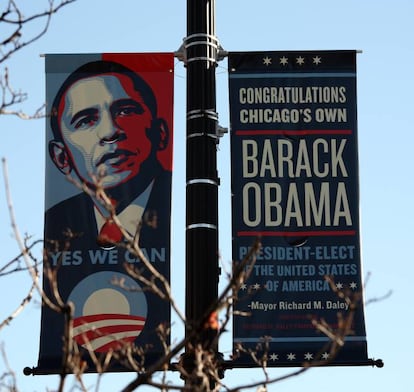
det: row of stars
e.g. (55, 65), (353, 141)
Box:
(240, 281), (358, 291)
(268, 351), (330, 361)
(262, 55), (322, 66)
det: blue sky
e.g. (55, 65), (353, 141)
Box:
(0, 0), (412, 390)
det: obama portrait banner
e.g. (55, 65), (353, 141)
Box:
(37, 53), (173, 374)
(229, 50), (369, 366)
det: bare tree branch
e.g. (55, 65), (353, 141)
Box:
(0, 0), (77, 65)
(0, 344), (18, 392)
(0, 0), (78, 118)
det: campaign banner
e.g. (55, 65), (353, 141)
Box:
(229, 51), (368, 366)
(38, 53), (174, 373)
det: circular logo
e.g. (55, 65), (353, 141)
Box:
(68, 271), (147, 352)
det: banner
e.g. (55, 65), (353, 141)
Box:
(38, 53), (174, 373)
(229, 51), (368, 366)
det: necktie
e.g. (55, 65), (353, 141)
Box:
(97, 219), (123, 248)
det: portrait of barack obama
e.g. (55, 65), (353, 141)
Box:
(45, 60), (172, 253)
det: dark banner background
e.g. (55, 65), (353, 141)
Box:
(229, 51), (368, 366)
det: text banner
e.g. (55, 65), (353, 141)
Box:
(229, 51), (368, 366)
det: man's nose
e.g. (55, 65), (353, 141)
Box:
(97, 112), (121, 144)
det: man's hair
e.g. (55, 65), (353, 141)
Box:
(50, 60), (158, 141)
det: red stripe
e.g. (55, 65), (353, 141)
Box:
(234, 129), (352, 136)
(73, 313), (145, 327)
(73, 324), (144, 345)
(95, 336), (137, 353)
(237, 230), (356, 237)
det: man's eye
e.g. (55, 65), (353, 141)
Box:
(115, 104), (144, 117)
(74, 116), (97, 129)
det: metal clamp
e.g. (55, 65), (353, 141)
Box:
(186, 223), (218, 230)
(187, 108), (218, 121)
(187, 178), (219, 186)
(175, 33), (227, 65)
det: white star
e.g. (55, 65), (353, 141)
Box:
(336, 282), (344, 290)
(263, 56), (272, 66)
(312, 56), (322, 65)
(253, 283), (261, 290)
(269, 353), (279, 361)
(240, 283), (247, 291)
(279, 56), (288, 66)
(350, 282), (358, 290)
(322, 352), (330, 360)
(296, 56), (305, 65)
(304, 352), (313, 360)
(287, 352), (296, 361)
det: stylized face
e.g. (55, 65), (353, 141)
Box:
(58, 74), (154, 188)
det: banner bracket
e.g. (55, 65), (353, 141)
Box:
(174, 36), (227, 65)
(221, 358), (384, 370)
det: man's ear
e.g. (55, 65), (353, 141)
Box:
(48, 140), (72, 174)
(151, 118), (169, 151)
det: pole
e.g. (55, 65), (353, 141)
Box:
(184, 0), (220, 387)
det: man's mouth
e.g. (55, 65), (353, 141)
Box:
(96, 150), (136, 167)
